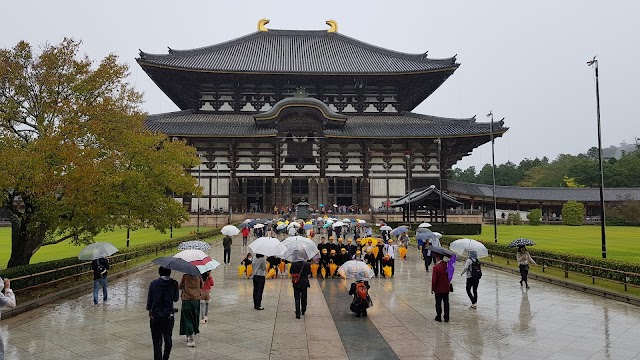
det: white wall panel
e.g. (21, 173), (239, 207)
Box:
(211, 178), (229, 196)
(210, 198), (229, 211)
(370, 178), (387, 197)
(197, 178), (209, 195)
(388, 179), (406, 197)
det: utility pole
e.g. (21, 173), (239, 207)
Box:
(487, 111), (498, 243)
(588, 57), (607, 259)
(437, 138), (444, 232)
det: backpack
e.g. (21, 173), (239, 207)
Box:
(356, 282), (368, 301)
(470, 259), (482, 280)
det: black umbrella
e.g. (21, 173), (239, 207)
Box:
(508, 238), (535, 248)
(238, 223), (249, 229)
(152, 256), (201, 276)
(428, 245), (455, 257)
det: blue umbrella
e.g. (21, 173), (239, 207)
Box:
(152, 256), (200, 276)
(248, 219), (258, 227)
(238, 223), (249, 229)
(303, 224), (313, 230)
(416, 232), (431, 241)
(323, 223), (331, 229)
(391, 226), (409, 237)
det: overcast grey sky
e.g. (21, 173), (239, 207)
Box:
(2, 1), (639, 170)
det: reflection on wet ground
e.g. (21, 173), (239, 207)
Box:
(2, 237), (640, 359)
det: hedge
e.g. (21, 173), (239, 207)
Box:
(0, 229), (221, 291)
(440, 236), (640, 286)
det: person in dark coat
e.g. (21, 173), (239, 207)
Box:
(91, 257), (110, 305)
(147, 266), (180, 360)
(223, 235), (232, 264)
(346, 238), (357, 257)
(336, 248), (349, 267)
(348, 271), (371, 317)
(317, 237), (327, 253)
(422, 240), (432, 272)
(431, 252), (451, 322)
(289, 252), (311, 319)
(320, 248), (329, 278)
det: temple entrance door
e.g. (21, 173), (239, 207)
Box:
(337, 197), (353, 206)
(247, 197), (263, 213)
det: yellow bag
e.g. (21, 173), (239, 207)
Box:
(286, 263), (292, 277)
(266, 262), (271, 272)
(383, 265), (393, 278)
(310, 263), (319, 278)
(238, 265), (246, 278)
(266, 268), (277, 279)
(246, 264), (253, 277)
(278, 261), (286, 274)
(321, 267), (327, 279)
(399, 246), (408, 260)
(372, 246), (379, 259)
(329, 263), (338, 277)
(368, 264), (373, 269)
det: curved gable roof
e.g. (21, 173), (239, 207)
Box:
(138, 30), (458, 75)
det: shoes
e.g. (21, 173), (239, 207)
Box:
(434, 317), (442, 322)
(200, 316), (208, 324)
(363, 310), (367, 317)
(526, 285), (530, 289)
(186, 340), (196, 347)
(470, 304), (477, 309)
(296, 313), (301, 319)
(520, 280), (523, 286)
(444, 318), (449, 323)
(356, 313), (361, 318)
(256, 307), (265, 310)
(301, 311), (306, 315)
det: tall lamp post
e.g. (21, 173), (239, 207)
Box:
(588, 57), (607, 259)
(436, 138), (444, 232)
(487, 111), (498, 243)
(405, 153), (411, 227)
(196, 156), (202, 239)
(385, 163), (390, 223)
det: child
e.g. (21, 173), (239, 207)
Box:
(200, 271), (214, 323)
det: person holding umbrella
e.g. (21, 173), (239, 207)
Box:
(179, 272), (203, 347)
(460, 251), (481, 309)
(431, 251), (450, 322)
(223, 234), (232, 265)
(91, 256), (110, 305)
(147, 266), (180, 360)
(517, 246), (536, 289)
(289, 250), (311, 319)
(252, 253), (267, 310)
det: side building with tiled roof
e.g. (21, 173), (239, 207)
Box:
(447, 181), (640, 221)
(138, 20), (508, 214)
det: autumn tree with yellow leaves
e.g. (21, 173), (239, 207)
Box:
(0, 39), (199, 267)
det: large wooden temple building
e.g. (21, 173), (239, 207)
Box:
(138, 20), (507, 214)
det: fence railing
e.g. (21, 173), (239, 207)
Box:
(487, 249), (640, 292)
(9, 233), (221, 295)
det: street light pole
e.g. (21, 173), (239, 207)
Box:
(406, 153), (411, 227)
(385, 164), (390, 223)
(487, 111), (498, 243)
(197, 159), (201, 240)
(437, 138), (444, 232)
(588, 57), (607, 259)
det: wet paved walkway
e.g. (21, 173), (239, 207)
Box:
(3, 237), (640, 359)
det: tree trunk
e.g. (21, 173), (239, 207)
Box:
(7, 213), (45, 268)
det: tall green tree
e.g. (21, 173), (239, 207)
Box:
(0, 39), (199, 267)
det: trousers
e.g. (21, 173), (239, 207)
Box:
(253, 275), (265, 307)
(434, 293), (450, 320)
(294, 286), (308, 315)
(150, 316), (174, 360)
(465, 277), (479, 304)
(224, 249), (231, 264)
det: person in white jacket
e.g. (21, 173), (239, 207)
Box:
(460, 251), (480, 309)
(1, 277), (16, 357)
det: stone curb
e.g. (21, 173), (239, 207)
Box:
(482, 261), (640, 307)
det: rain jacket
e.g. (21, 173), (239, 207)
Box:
(91, 258), (110, 280)
(431, 261), (450, 294)
(223, 236), (232, 250)
(180, 274), (203, 301)
(0, 279), (16, 311)
(147, 276), (179, 318)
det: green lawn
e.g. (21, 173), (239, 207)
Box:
(0, 226), (213, 269)
(452, 225), (640, 263)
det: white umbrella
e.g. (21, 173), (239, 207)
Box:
(337, 260), (375, 280)
(174, 249), (208, 262)
(78, 242), (118, 261)
(316, 217), (324, 221)
(248, 237), (281, 257)
(221, 225), (240, 236)
(243, 219), (251, 223)
(449, 238), (489, 258)
(342, 218), (352, 223)
(332, 221), (345, 228)
(287, 222), (301, 228)
(432, 232), (443, 238)
(178, 241), (211, 251)
(274, 236), (319, 261)
(380, 225), (392, 231)
(253, 223), (265, 229)
(357, 220), (366, 224)
(418, 222), (432, 228)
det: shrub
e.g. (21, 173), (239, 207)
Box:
(562, 201), (585, 226)
(527, 209), (542, 226)
(439, 235), (640, 285)
(506, 213), (522, 225)
(439, 223), (482, 235)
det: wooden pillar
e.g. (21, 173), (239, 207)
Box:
(360, 178), (370, 213)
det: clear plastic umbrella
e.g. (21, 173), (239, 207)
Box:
(274, 236), (319, 261)
(221, 225), (240, 236)
(253, 223), (265, 229)
(337, 260), (375, 279)
(248, 237), (281, 257)
(418, 222), (432, 228)
(332, 221), (345, 228)
(78, 242), (119, 261)
(178, 240), (211, 251)
(449, 238), (489, 258)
